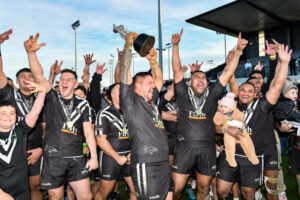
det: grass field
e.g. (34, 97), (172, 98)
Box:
(117, 152), (299, 200)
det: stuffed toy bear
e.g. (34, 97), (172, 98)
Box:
(213, 92), (259, 167)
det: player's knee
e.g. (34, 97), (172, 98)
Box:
(217, 187), (230, 199)
(241, 190), (255, 200)
(264, 176), (278, 195)
(77, 192), (92, 200)
(197, 184), (209, 195)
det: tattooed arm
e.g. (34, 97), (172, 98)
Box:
(146, 48), (163, 92)
(119, 32), (138, 85)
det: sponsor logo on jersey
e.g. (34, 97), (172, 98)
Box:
(188, 111), (206, 120)
(61, 122), (78, 136)
(144, 146), (158, 155)
(118, 128), (130, 140)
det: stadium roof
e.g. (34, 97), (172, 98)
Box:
(186, 0), (300, 37)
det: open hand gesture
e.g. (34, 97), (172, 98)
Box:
(96, 63), (107, 75)
(84, 53), (96, 65)
(262, 40), (276, 56)
(0, 29), (13, 44)
(237, 32), (248, 51)
(171, 28), (183, 46)
(25, 80), (47, 93)
(50, 60), (63, 75)
(276, 44), (292, 64)
(188, 60), (203, 73)
(254, 61), (264, 71)
(24, 33), (46, 53)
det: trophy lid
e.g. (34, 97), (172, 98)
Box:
(133, 34), (155, 57)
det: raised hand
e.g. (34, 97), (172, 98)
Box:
(146, 48), (158, 64)
(171, 28), (183, 46)
(83, 53), (96, 65)
(226, 46), (237, 64)
(25, 80), (47, 93)
(188, 60), (203, 73)
(254, 61), (264, 71)
(181, 65), (188, 73)
(237, 32), (248, 51)
(96, 62), (107, 75)
(0, 29), (13, 44)
(262, 40), (276, 56)
(24, 33), (46, 53)
(50, 60), (63, 75)
(164, 82), (175, 101)
(125, 32), (138, 44)
(276, 44), (292, 64)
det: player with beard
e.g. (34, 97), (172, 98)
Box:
(0, 29), (44, 200)
(217, 43), (292, 199)
(119, 32), (172, 200)
(24, 33), (98, 200)
(171, 28), (247, 200)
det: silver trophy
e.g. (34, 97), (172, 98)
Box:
(113, 24), (155, 57)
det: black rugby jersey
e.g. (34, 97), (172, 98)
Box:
(174, 79), (224, 145)
(236, 96), (273, 155)
(43, 89), (91, 157)
(95, 104), (130, 153)
(0, 121), (31, 198)
(0, 83), (44, 152)
(120, 83), (168, 164)
(159, 96), (177, 142)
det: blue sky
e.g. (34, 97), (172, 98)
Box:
(1, 0), (236, 87)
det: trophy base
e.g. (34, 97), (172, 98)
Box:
(134, 34), (155, 57)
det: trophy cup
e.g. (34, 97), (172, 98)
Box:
(113, 24), (155, 57)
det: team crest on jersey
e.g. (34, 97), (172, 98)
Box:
(152, 118), (165, 129)
(61, 121), (78, 135)
(188, 110), (207, 120)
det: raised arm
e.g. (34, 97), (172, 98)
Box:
(24, 33), (51, 92)
(171, 28), (184, 83)
(0, 29), (13, 89)
(119, 33), (137, 85)
(266, 44), (292, 105)
(114, 48), (122, 83)
(25, 81), (47, 128)
(219, 33), (248, 87)
(82, 54), (96, 90)
(146, 48), (163, 91)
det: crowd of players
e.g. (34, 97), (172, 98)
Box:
(0, 27), (299, 200)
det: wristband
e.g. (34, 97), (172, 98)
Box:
(222, 125), (228, 133)
(150, 61), (158, 67)
(123, 42), (133, 50)
(269, 55), (276, 60)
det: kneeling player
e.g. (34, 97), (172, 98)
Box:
(95, 83), (136, 200)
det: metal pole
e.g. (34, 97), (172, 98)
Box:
(168, 47), (170, 80)
(158, 0), (163, 73)
(224, 34), (227, 62)
(75, 28), (78, 74)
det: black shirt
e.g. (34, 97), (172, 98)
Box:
(43, 89), (91, 157)
(0, 121), (31, 198)
(236, 97), (273, 155)
(0, 84), (44, 152)
(120, 83), (168, 164)
(174, 79), (224, 146)
(95, 105), (130, 153)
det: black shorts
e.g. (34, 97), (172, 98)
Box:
(172, 143), (216, 176)
(93, 147), (101, 182)
(290, 148), (300, 174)
(27, 153), (41, 176)
(168, 139), (176, 156)
(99, 151), (130, 181)
(217, 152), (263, 188)
(131, 161), (173, 200)
(40, 155), (89, 190)
(15, 190), (30, 200)
(264, 143), (279, 171)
